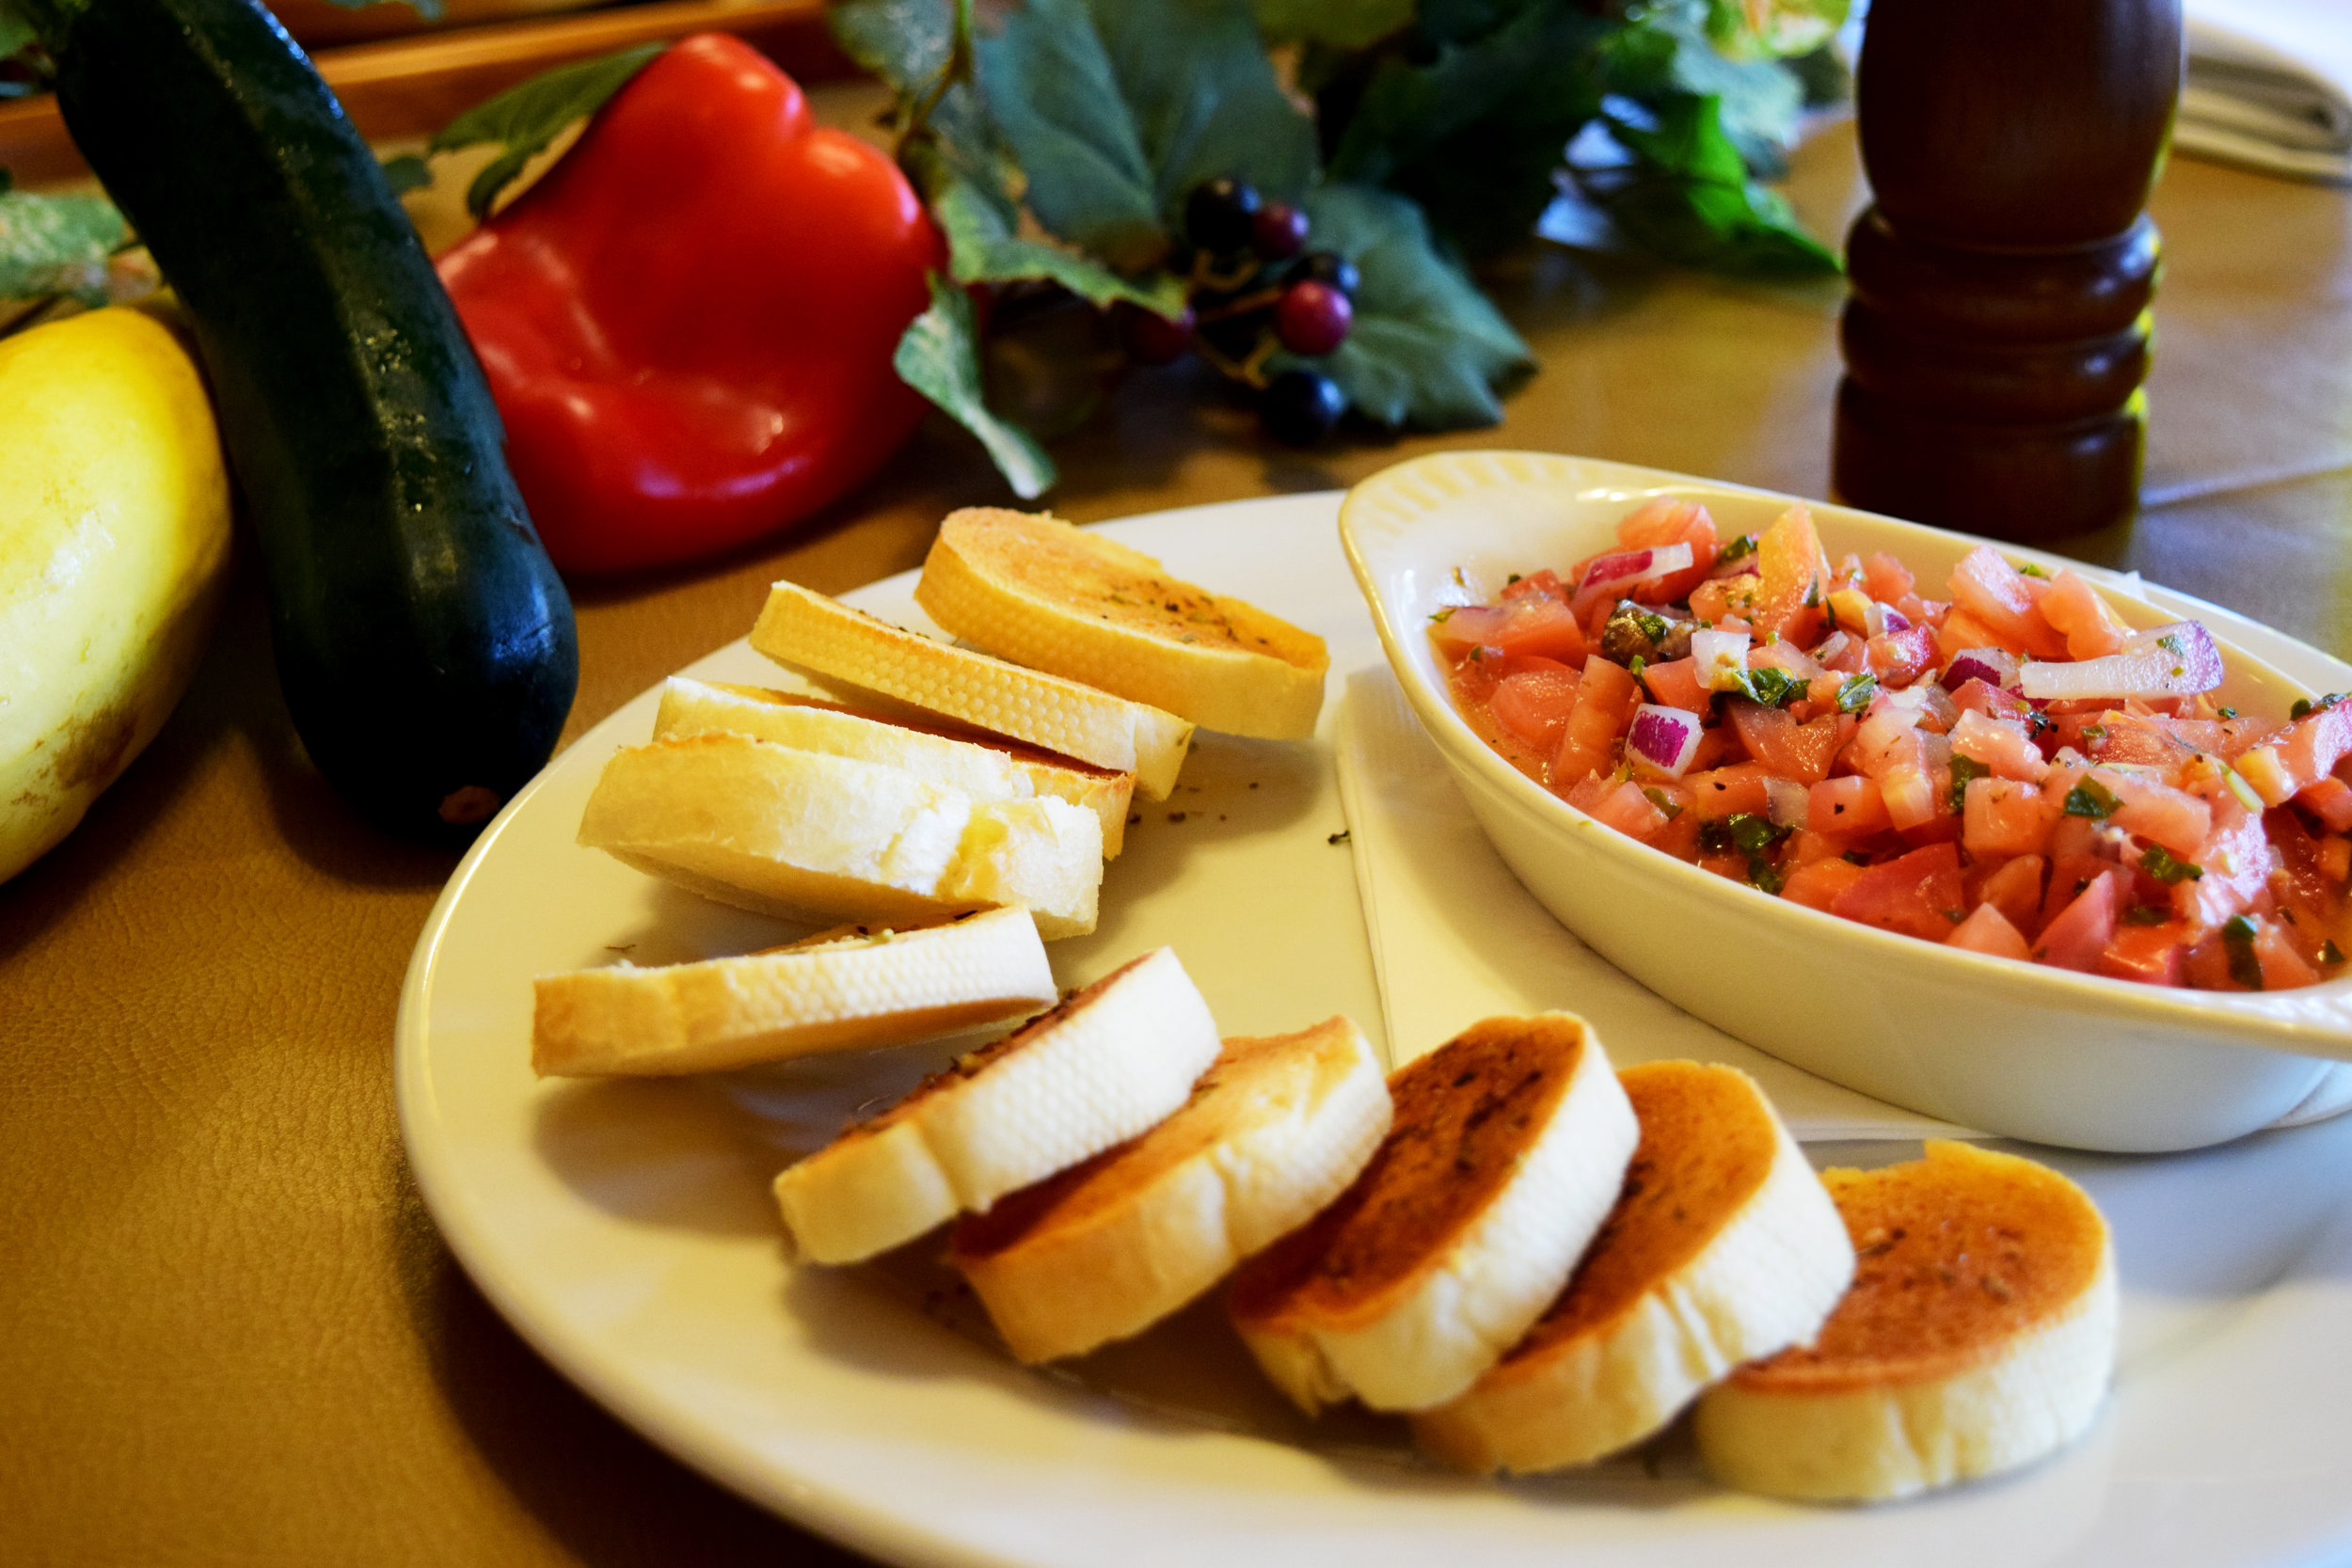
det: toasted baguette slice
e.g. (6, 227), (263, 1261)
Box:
(1226, 1013), (1639, 1414)
(577, 733), (1102, 940)
(949, 1016), (1391, 1363)
(914, 508), (1328, 740)
(749, 579), (1194, 800)
(531, 907), (1058, 1078)
(1413, 1062), (1854, 1473)
(773, 947), (1222, 1263)
(655, 677), (1135, 858)
(1694, 1140), (2117, 1503)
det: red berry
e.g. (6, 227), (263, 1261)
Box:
(1120, 302), (1195, 365)
(1251, 202), (1309, 261)
(1275, 281), (1352, 356)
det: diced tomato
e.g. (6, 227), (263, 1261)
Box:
(1686, 577), (1751, 627)
(2179, 802), (2280, 927)
(1809, 775), (1891, 837)
(1815, 632), (1867, 674)
(1725, 701), (1840, 784)
(1830, 842), (1966, 942)
(2084, 712), (2197, 768)
(1947, 903), (2031, 960)
(1788, 829), (1846, 865)
(1686, 724), (1731, 773)
(1783, 856), (1867, 911)
(1641, 657), (1709, 714)
(1685, 762), (1773, 821)
(1866, 623), (1937, 687)
(1937, 606), (2023, 662)
(1500, 568), (1569, 602)
(2234, 745), (2296, 808)
(1586, 778), (1672, 842)
(2274, 700), (2352, 796)
(1948, 677), (2035, 724)
(2037, 568), (2131, 660)
(2254, 917), (2322, 990)
(1950, 709), (2050, 783)
(1963, 776), (2058, 858)
(1487, 666), (1585, 752)
(1749, 504), (1828, 646)
(1563, 774), (1613, 813)
(1549, 655), (1645, 787)
(1617, 498), (1720, 606)
(1977, 853), (2047, 936)
(1432, 597), (1588, 663)
(2034, 868), (2125, 971)
(2089, 768), (2212, 859)
(2100, 920), (2187, 986)
(1862, 551), (1915, 605)
(1947, 546), (2070, 659)
(2040, 852), (2114, 930)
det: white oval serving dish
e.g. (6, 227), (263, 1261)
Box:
(1341, 450), (2352, 1152)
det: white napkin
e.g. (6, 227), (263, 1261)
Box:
(2180, 0), (2352, 181)
(1333, 667), (2352, 1142)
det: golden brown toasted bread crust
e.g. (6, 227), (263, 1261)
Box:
(1727, 1141), (2108, 1396)
(1228, 1017), (1584, 1331)
(1489, 1061), (1781, 1371)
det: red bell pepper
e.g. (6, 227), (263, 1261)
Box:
(437, 35), (945, 575)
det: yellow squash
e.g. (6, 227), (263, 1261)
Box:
(0, 308), (231, 883)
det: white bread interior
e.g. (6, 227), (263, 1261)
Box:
(772, 947), (1222, 1263)
(914, 508), (1328, 740)
(749, 579), (1194, 800)
(531, 906), (1058, 1078)
(1232, 1013), (1640, 1415)
(1693, 1140), (2118, 1503)
(654, 676), (1134, 858)
(1413, 1061), (1855, 1473)
(576, 733), (1103, 940)
(951, 1015), (1391, 1363)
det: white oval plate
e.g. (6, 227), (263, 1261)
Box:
(399, 491), (2352, 1568)
(1343, 451), (2352, 1151)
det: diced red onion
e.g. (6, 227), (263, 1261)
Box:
(2017, 620), (2223, 702)
(1765, 777), (1811, 830)
(1943, 646), (2021, 692)
(1882, 606), (1913, 632)
(1690, 628), (1752, 690)
(1708, 549), (1762, 580)
(1579, 543), (1694, 595)
(1627, 704), (1703, 778)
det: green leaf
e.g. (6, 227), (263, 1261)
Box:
(1574, 94), (1837, 277)
(1090, 0), (1318, 213)
(976, 0), (1316, 268)
(2222, 914), (2265, 990)
(1324, 0), (1612, 258)
(831, 0), (956, 94)
(429, 41), (664, 220)
(1662, 18), (1804, 175)
(895, 270), (1057, 499)
(925, 160), (1190, 317)
(1252, 0), (1410, 47)
(1702, 0), (1846, 62)
(1947, 753), (1989, 815)
(2062, 778), (2122, 820)
(2139, 844), (2204, 884)
(0, 12), (36, 59)
(1267, 182), (1531, 429)
(379, 153), (432, 198)
(0, 185), (124, 305)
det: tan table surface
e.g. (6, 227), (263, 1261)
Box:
(6, 84), (2351, 1565)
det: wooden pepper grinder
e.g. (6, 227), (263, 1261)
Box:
(1832, 0), (2184, 542)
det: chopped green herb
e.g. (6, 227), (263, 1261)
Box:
(2081, 723), (2107, 744)
(2223, 914), (2265, 990)
(1947, 754), (1990, 815)
(2158, 632), (2185, 657)
(1505, 573), (1522, 585)
(1804, 578), (1820, 609)
(1729, 665), (1807, 708)
(1699, 811), (1793, 892)
(1843, 849), (1871, 866)
(1642, 786), (1684, 821)
(2289, 693), (2340, 721)
(1429, 607), (1456, 624)
(2122, 905), (2170, 926)
(1627, 655), (1647, 677)
(2016, 561), (2050, 579)
(2292, 698), (2312, 721)
(1715, 534), (1758, 566)
(1943, 908), (1966, 923)
(2323, 940), (2345, 966)
(2138, 845), (2203, 884)
(1753, 862), (1787, 895)
(2063, 778), (2122, 819)
(2216, 705), (2239, 720)
(1632, 609), (1669, 642)
(1836, 673), (1878, 714)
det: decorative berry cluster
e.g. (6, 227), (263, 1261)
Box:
(1117, 178), (1359, 446)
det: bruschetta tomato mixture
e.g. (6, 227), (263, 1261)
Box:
(1436, 499), (2352, 991)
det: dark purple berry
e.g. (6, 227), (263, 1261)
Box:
(1184, 179), (1261, 254)
(1261, 369), (1345, 446)
(1251, 201), (1309, 261)
(1275, 281), (1352, 356)
(1288, 249), (1360, 300)
(1120, 302), (1195, 365)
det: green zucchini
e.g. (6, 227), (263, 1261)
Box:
(41, 0), (577, 844)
